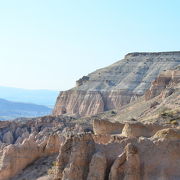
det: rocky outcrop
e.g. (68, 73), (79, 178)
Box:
(53, 52), (180, 117)
(0, 115), (86, 146)
(0, 115), (93, 180)
(93, 119), (124, 135)
(87, 152), (107, 180)
(121, 122), (150, 138)
(121, 122), (171, 138)
(109, 143), (140, 180)
(76, 76), (90, 87)
(53, 90), (104, 116)
(93, 119), (170, 138)
(54, 124), (180, 180)
(2, 131), (14, 144)
(152, 128), (180, 141)
(0, 133), (62, 180)
(145, 66), (180, 100)
(0, 52), (180, 180)
(1, 119), (177, 180)
(55, 133), (95, 180)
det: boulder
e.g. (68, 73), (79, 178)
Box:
(152, 128), (180, 141)
(93, 119), (124, 135)
(121, 122), (150, 138)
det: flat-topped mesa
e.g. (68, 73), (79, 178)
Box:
(53, 51), (180, 117)
(125, 51), (180, 59)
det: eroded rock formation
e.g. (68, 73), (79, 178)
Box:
(53, 90), (104, 116)
(93, 119), (124, 135)
(109, 143), (140, 180)
(0, 133), (62, 180)
(87, 152), (107, 180)
(0, 52), (180, 180)
(0, 115), (179, 180)
(53, 52), (180, 117)
(55, 133), (95, 180)
(145, 66), (180, 100)
(53, 123), (180, 180)
(0, 115), (90, 180)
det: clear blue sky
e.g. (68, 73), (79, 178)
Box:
(0, 0), (180, 90)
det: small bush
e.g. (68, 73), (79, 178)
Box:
(161, 112), (173, 118)
(110, 110), (117, 115)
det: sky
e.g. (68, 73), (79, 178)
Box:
(0, 0), (180, 90)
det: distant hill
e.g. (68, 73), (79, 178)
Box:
(0, 86), (59, 108)
(0, 98), (52, 120)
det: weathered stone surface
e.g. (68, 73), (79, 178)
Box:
(53, 124), (180, 180)
(53, 90), (104, 116)
(121, 122), (170, 138)
(109, 151), (126, 180)
(121, 122), (150, 138)
(55, 133), (95, 180)
(2, 131), (14, 144)
(53, 52), (180, 117)
(152, 128), (180, 140)
(93, 119), (124, 135)
(61, 134), (95, 180)
(0, 52), (180, 180)
(109, 143), (140, 180)
(87, 152), (107, 180)
(145, 67), (180, 100)
(76, 76), (90, 87)
(0, 133), (61, 180)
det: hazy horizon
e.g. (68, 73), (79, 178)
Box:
(0, 0), (180, 90)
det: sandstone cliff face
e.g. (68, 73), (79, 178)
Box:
(53, 52), (180, 117)
(145, 66), (180, 100)
(53, 90), (104, 116)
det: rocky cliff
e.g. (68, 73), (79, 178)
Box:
(145, 66), (180, 100)
(0, 51), (179, 180)
(53, 121), (180, 180)
(53, 51), (180, 117)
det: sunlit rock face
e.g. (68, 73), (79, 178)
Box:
(145, 66), (180, 100)
(53, 52), (180, 117)
(0, 133), (62, 180)
(0, 115), (91, 180)
(53, 123), (180, 180)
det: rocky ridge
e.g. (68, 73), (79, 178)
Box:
(52, 120), (180, 180)
(112, 66), (180, 124)
(53, 51), (180, 117)
(0, 115), (90, 180)
(0, 51), (179, 180)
